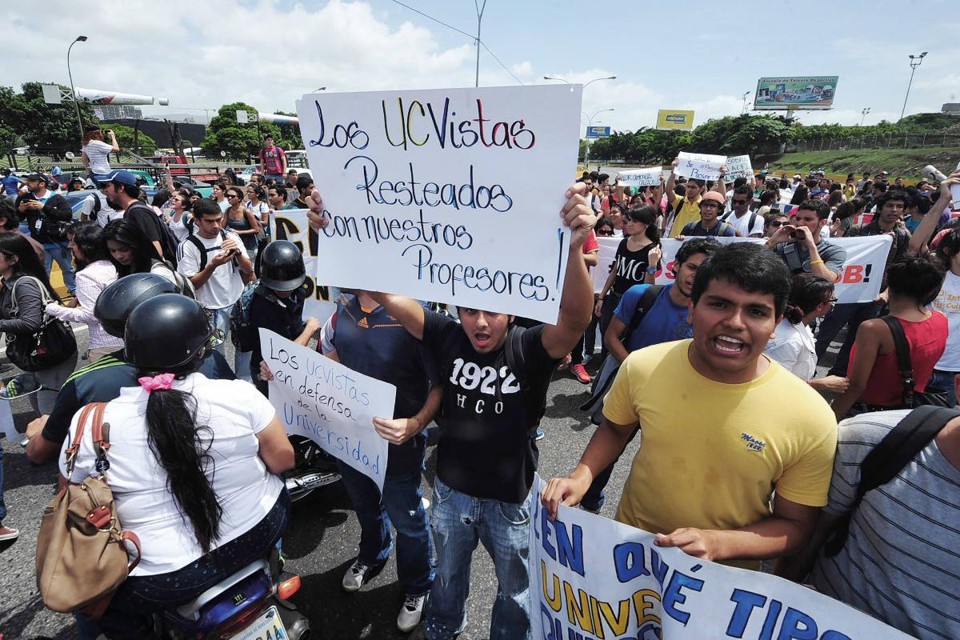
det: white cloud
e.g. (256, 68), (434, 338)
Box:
(511, 61), (533, 76)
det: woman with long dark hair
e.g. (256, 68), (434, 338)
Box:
(244, 183), (270, 241)
(223, 186), (262, 259)
(595, 205), (661, 344)
(81, 124), (119, 181)
(831, 254), (949, 419)
(103, 220), (194, 296)
(62, 294), (294, 639)
(0, 233), (77, 413)
(45, 222), (123, 361)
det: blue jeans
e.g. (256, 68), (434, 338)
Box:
(423, 478), (531, 640)
(78, 490), (290, 640)
(815, 301), (884, 375)
(43, 242), (75, 294)
(338, 462), (434, 596)
(235, 350), (252, 382)
(207, 306), (232, 357)
(929, 369), (958, 406)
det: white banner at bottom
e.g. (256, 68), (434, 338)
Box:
(530, 475), (911, 640)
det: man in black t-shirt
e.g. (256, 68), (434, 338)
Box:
(99, 170), (178, 264)
(371, 183), (595, 640)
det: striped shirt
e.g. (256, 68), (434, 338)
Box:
(811, 410), (960, 639)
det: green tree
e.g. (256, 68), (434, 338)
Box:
(0, 82), (97, 156)
(202, 102), (284, 162)
(274, 111), (303, 150)
(108, 123), (157, 156)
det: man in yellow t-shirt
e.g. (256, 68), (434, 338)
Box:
(542, 243), (837, 570)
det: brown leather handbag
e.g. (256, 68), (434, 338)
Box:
(35, 402), (142, 617)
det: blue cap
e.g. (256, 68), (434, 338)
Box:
(101, 170), (138, 187)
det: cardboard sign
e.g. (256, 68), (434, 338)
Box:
(295, 85), (582, 324)
(262, 329), (394, 492)
(675, 152), (727, 181)
(531, 476), (913, 640)
(618, 168), (663, 188)
(725, 155), (754, 181)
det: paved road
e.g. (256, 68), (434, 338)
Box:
(0, 332), (628, 640)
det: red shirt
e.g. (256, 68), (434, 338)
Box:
(581, 230), (599, 255)
(854, 312), (948, 406)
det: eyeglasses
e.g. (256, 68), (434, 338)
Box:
(829, 297), (838, 303)
(769, 220), (784, 228)
(227, 194), (240, 199)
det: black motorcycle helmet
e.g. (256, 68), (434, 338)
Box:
(125, 294), (212, 371)
(259, 240), (306, 292)
(94, 273), (180, 338)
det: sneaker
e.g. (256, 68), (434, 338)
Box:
(535, 427), (545, 441)
(342, 559), (371, 592)
(571, 363), (591, 384)
(0, 526), (19, 541)
(397, 594), (427, 633)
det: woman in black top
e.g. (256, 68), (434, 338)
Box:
(595, 206), (661, 339)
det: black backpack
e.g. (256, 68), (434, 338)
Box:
(823, 405), (960, 557)
(126, 202), (180, 266)
(184, 229), (229, 271)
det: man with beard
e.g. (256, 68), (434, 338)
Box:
(98, 170), (178, 265)
(678, 191), (736, 237)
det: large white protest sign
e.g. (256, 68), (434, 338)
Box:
(725, 155), (754, 181)
(595, 236), (891, 304)
(295, 85), (582, 324)
(618, 168), (663, 188)
(530, 476), (912, 640)
(261, 329), (394, 492)
(270, 210), (337, 323)
(675, 152), (726, 181)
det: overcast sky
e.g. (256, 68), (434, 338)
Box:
(2, 0), (958, 132)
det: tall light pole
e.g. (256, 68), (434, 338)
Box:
(582, 108), (614, 170)
(741, 90), (751, 115)
(474, 0), (487, 87)
(543, 75), (617, 89)
(899, 51), (927, 122)
(860, 107), (871, 126)
(67, 35), (87, 136)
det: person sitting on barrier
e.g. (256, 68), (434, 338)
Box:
(65, 294), (294, 640)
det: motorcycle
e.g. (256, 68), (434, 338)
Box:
(156, 550), (311, 639)
(285, 436), (340, 502)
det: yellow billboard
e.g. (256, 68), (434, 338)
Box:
(656, 110), (695, 130)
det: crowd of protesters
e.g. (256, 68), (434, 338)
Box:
(0, 127), (959, 640)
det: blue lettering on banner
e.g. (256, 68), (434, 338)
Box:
(725, 588), (853, 640)
(537, 507), (585, 577)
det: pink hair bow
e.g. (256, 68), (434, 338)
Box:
(138, 373), (176, 393)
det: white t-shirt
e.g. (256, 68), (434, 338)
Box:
(82, 140), (114, 175)
(168, 213), (191, 242)
(93, 191), (124, 227)
(722, 210), (765, 237)
(176, 230), (245, 309)
(931, 270), (960, 371)
(59, 375), (283, 576)
(764, 318), (816, 381)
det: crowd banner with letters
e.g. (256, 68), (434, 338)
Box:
(618, 168), (663, 188)
(295, 85), (583, 324)
(530, 476), (912, 640)
(674, 152), (727, 181)
(595, 236), (891, 304)
(261, 329), (394, 492)
(725, 155), (754, 181)
(270, 209), (337, 322)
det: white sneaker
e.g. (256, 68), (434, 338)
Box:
(397, 594), (427, 633)
(342, 559), (370, 592)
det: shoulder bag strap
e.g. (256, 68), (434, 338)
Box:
(823, 405), (959, 557)
(623, 285), (663, 345)
(63, 403), (98, 477)
(89, 402), (111, 475)
(880, 315), (914, 405)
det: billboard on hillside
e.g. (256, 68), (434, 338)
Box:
(754, 76), (839, 110)
(656, 110), (695, 130)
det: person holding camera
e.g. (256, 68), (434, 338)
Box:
(14, 172), (76, 295)
(766, 198), (846, 283)
(176, 199), (255, 357)
(81, 124), (119, 182)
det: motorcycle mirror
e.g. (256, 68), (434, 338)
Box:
(0, 374), (42, 400)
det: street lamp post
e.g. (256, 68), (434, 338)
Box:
(543, 76), (617, 170)
(899, 51), (927, 122)
(582, 108), (614, 170)
(67, 35), (87, 137)
(741, 91), (751, 115)
(312, 87), (327, 92)
(543, 75), (617, 89)
(860, 107), (871, 126)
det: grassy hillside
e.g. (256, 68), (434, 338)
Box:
(768, 147), (960, 182)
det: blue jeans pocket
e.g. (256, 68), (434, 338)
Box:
(496, 500), (530, 527)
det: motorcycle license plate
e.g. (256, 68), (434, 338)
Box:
(230, 605), (287, 640)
